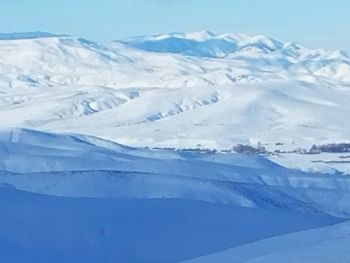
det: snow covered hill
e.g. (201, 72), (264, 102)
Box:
(1, 128), (350, 217)
(1, 31), (350, 168)
(1, 31), (350, 158)
(1, 30), (350, 90)
(0, 128), (349, 262)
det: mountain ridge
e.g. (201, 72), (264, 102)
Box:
(1, 31), (350, 167)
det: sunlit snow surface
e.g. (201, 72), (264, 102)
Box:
(1, 32), (350, 159)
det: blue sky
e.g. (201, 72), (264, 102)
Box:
(1, 0), (350, 50)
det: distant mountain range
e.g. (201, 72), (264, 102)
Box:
(1, 31), (350, 159)
(118, 30), (293, 58)
(0, 31), (67, 40)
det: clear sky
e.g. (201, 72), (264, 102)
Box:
(1, 0), (350, 50)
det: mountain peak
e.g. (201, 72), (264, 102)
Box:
(117, 31), (290, 57)
(182, 30), (216, 41)
(237, 34), (283, 52)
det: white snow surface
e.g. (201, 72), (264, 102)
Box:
(1, 31), (350, 262)
(1, 31), (350, 160)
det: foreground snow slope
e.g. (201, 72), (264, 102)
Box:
(0, 186), (341, 263)
(1, 31), (350, 158)
(182, 220), (350, 263)
(0, 128), (348, 263)
(1, 128), (350, 218)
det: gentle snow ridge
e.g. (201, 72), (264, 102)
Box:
(1, 128), (350, 217)
(0, 128), (349, 262)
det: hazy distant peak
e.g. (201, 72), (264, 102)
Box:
(0, 31), (69, 40)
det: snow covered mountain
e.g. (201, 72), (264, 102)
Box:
(1, 30), (350, 262)
(1, 31), (350, 168)
(118, 30), (248, 58)
(2, 31), (350, 90)
(0, 31), (65, 40)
